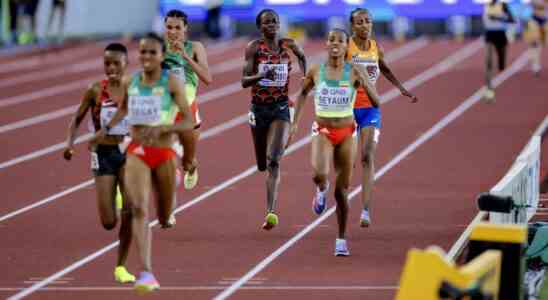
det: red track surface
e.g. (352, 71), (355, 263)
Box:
(0, 37), (546, 300)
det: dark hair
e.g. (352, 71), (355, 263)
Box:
(328, 28), (350, 43)
(165, 9), (188, 26)
(255, 9), (278, 28)
(104, 43), (128, 56)
(142, 32), (166, 53)
(349, 8), (371, 24)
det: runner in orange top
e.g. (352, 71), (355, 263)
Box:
(347, 8), (418, 227)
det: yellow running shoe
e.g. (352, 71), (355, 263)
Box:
(115, 185), (123, 211)
(114, 266), (136, 283)
(184, 168), (199, 190)
(262, 212), (278, 231)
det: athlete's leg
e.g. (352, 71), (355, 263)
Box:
(495, 42), (507, 72)
(124, 155), (153, 273)
(152, 158), (177, 227)
(311, 133), (333, 215)
(333, 135), (357, 240)
(95, 175), (118, 230)
(178, 129), (199, 189)
(265, 120), (290, 213)
(485, 42), (495, 90)
(116, 165), (133, 268)
(359, 126), (378, 226)
(251, 125), (268, 172)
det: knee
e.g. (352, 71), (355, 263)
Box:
(334, 187), (349, 204)
(131, 204), (147, 219)
(266, 157), (280, 173)
(361, 152), (374, 168)
(102, 220), (117, 231)
(313, 174), (328, 185)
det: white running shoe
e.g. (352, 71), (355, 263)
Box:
(312, 183), (329, 215)
(360, 209), (371, 227)
(184, 168), (198, 190)
(334, 238), (350, 257)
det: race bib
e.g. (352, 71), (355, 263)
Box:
(90, 152), (99, 170)
(353, 61), (380, 84)
(170, 67), (186, 83)
(128, 95), (162, 125)
(258, 63), (288, 87)
(100, 107), (129, 135)
(248, 110), (256, 127)
(316, 86), (353, 113)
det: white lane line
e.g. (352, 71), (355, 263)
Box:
(214, 49), (528, 300)
(0, 39), (246, 108)
(0, 285), (398, 291)
(6, 40), (477, 300)
(0, 39), (429, 170)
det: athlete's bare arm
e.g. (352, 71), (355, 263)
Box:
(351, 65), (381, 108)
(241, 40), (275, 88)
(183, 41), (212, 85)
(288, 64), (318, 147)
(378, 45), (418, 103)
(167, 72), (195, 133)
(63, 82), (98, 160)
(284, 38), (307, 76)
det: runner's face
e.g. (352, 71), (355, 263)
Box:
(139, 39), (164, 72)
(326, 31), (348, 58)
(351, 12), (372, 40)
(103, 51), (127, 80)
(260, 12), (279, 39)
(165, 17), (186, 43)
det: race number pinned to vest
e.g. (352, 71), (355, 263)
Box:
(170, 67), (186, 83)
(248, 110), (256, 127)
(128, 95), (162, 125)
(316, 86), (353, 113)
(352, 59), (380, 84)
(100, 107), (129, 135)
(90, 152), (99, 170)
(258, 63), (288, 87)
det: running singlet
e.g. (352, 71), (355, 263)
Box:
(251, 39), (292, 104)
(163, 41), (199, 103)
(127, 70), (178, 126)
(89, 80), (130, 135)
(346, 39), (380, 109)
(483, 2), (508, 31)
(314, 63), (356, 119)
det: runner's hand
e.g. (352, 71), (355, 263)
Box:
(401, 88), (418, 103)
(63, 148), (74, 160)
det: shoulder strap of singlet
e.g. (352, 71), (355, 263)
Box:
(319, 64), (326, 82)
(342, 63), (352, 82)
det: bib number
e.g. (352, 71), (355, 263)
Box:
(90, 152), (99, 171)
(258, 63), (288, 87)
(100, 107), (129, 135)
(317, 86), (353, 112)
(128, 96), (162, 125)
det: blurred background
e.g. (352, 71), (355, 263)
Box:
(0, 0), (539, 49)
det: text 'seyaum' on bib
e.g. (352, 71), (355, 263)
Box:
(128, 95), (162, 125)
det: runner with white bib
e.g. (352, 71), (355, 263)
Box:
(346, 8), (418, 228)
(241, 9), (307, 231)
(94, 33), (196, 294)
(289, 28), (382, 257)
(62, 43), (135, 285)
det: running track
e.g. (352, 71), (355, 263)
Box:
(0, 37), (546, 300)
